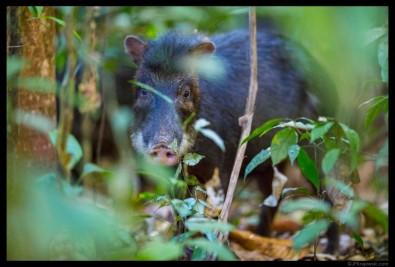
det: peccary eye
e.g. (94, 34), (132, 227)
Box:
(138, 89), (148, 97)
(182, 86), (191, 99)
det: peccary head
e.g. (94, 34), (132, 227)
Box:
(124, 32), (216, 166)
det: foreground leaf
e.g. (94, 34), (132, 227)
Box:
(321, 148), (340, 174)
(241, 118), (283, 145)
(292, 219), (330, 250)
(136, 239), (183, 260)
(296, 149), (320, 191)
(244, 148), (271, 178)
(185, 238), (236, 260)
(271, 128), (298, 165)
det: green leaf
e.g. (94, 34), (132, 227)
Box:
(129, 80), (173, 104)
(322, 148), (340, 174)
(7, 56), (25, 80)
(288, 144), (300, 166)
(281, 187), (311, 198)
(185, 217), (234, 233)
(81, 163), (112, 178)
(27, 6), (37, 17)
(324, 178), (354, 198)
(198, 128), (225, 152)
(183, 153), (205, 166)
(293, 219), (330, 250)
(241, 118), (283, 145)
(281, 198), (331, 214)
(136, 239), (183, 260)
(340, 123), (360, 170)
(184, 175), (201, 186)
(49, 130), (83, 170)
(378, 38), (388, 83)
(364, 27), (387, 45)
(271, 128), (298, 165)
(171, 199), (193, 219)
(35, 6), (44, 16)
(185, 238), (236, 260)
(364, 203), (388, 233)
(310, 122), (334, 143)
(138, 192), (158, 202)
(244, 148), (271, 178)
(16, 77), (56, 93)
(296, 149), (320, 191)
(352, 231), (364, 248)
(375, 139), (388, 170)
(364, 96), (388, 128)
(45, 16), (65, 26)
(191, 247), (207, 261)
(73, 30), (82, 42)
(335, 200), (367, 230)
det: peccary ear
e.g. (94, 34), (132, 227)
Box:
(189, 37), (216, 55)
(124, 35), (147, 64)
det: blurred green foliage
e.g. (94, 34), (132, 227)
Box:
(7, 6), (387, 260)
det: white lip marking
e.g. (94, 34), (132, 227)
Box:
(178, 131), (196, 157)
(130, 131), (146, 154)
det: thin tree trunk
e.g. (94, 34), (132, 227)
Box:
(218, 6), (259, 242)
(9, 6), (57, 175)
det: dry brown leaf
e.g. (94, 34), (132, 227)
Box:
(272, 219), (301, 233)
(229, 229), (309, 260)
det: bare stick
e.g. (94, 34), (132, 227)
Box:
(218, 6), (259, 240)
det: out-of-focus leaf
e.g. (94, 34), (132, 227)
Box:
(45, 16), (65, 26)
(296, 149), (320, 191)
(363, 96), (388, 128)
(129, 80), (172, 104)
(170, 199), (193, 219)
(271, 128), (298, 165)
(340, 123), (360, 170)
(281, 187), (311, 198)
(138, 192), (158, 202)
(7, 56), (25, 80)
(281, 198), (331, 214)
(292, 219), (330, 250)
(16, 77), (56, 93)
(49, 130), (82, 170)
(136, 239), (183, 260)
(183, 153), (205, 166)
(184, 175), (201, 186)
(322, 148), (340, 174)
(310, 122), (334, 143)
(376, 139), (388, 170)
(229, 7), (249, 15)
(244, 148), (271, 178)
(378, 38), (388, 83)
(364, 202), (388, 233)
(288, 144), (300, 166)
(191, 247), (207, 261)
(352, 231), (364, 248)
(185, 238), (236, 260)
(364, 27), (387, 45)
(81, 163), (112, 179)
(60, 180), (83, 197)
(241, 118), (282, 145)
(324, 178), (354, 198)
(335, 200), (367, 230)
(14, 109), (56, 133)
(185, 217), (234, 233)
(73, 30), (82, 42)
